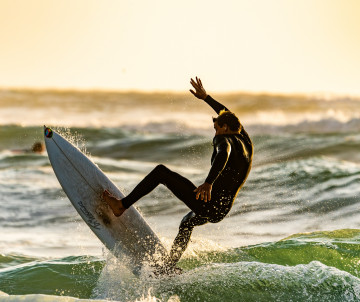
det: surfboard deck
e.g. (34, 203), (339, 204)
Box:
(43, 126), (169, 272)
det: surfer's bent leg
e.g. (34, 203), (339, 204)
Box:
(167, 211), (209, 266)
(122, 165), (201, 212)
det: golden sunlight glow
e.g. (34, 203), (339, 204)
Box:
(0, 0), (359, 95)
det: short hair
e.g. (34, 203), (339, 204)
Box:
(212, 110), (241, 132)
(31, 142), (44, 152)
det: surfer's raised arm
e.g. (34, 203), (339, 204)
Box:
(190, 76), (252, 148)
(190, 77), (229, 114)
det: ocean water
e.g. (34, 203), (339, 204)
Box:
(1, 89), (360, 301)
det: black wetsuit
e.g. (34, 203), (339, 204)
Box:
(121, 95), (253, 265)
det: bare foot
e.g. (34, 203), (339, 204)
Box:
(102, 190), (126, 217)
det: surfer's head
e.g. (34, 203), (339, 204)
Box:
(31, 142), (45, 153)
(213, 110), (241, 135)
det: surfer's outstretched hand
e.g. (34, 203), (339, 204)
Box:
(194, 182), (212, 202)
(102, 189), (126, 217)
(190, 77), (208, 100)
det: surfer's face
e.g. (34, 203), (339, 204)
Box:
(214, 121), (228, 136)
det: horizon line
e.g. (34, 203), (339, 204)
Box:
(0, 85), (359, 98)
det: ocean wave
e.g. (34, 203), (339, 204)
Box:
(0, 293), (165, 302)
(0, 294), (119, 302)
(149, 261), (360, 302)
(94, 230), (360, 301)
(3, 123), (360, 165)
(2, 89), (360, 133)
(2, 230), (360, 301)
(249, 117), (360, 134)
(0, 256), (103, 298)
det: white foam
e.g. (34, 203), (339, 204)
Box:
(0, 292), (179, 302)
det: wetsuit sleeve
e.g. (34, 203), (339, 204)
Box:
(205, 136), (231, 185)
(204, 95), (229, 114)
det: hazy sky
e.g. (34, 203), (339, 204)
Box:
(0, 0), (359, 94)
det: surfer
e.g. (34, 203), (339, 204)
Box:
(11, 141), (45, 154)
(31, 142), (45, 153)
(103, 77), (253, 270)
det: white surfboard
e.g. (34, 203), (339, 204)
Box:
(44, 126), (168, 270)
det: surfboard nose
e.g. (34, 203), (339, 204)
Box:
(44, 126), (53, 138)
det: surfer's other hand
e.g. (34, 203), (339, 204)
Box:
(102, 189), (113, 200)
(102, 189), (126, 217)
(194, 182), (212, 202)
(190, 77), (207, 100)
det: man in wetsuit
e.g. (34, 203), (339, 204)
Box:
(103, 77), (253, 270)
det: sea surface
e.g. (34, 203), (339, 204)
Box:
(1, 89), (360, 301)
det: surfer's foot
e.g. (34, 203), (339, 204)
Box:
(151, 257), (183, 277)
(152, 264), (183, 277)
(102, 190), (126, 217)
